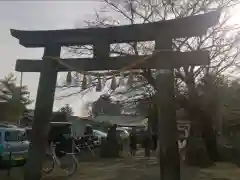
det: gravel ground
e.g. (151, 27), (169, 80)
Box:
(1, 151), (240, 180)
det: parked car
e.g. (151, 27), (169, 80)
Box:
(119, 126), (132, 133)
(0, 125), (29, 166)
(116, 127), (129, 140)
(93, 129), (107, 146)
(93, 129), (107, 139)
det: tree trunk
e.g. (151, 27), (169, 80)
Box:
(24, 44), (60, 180)
(145, 115), (152, 157)
(159, 144), (180, 180)
(201, 111), (220, 162)
(186, 103), (219, 164)
(24, 127), (49, 180)
(186, 79), (219, 163)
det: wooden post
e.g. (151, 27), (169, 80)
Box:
(93, 41), (109, 59)
(155, 37), (180, 180)
(24, 44), (61, 180)
(145, 104), (152, 157)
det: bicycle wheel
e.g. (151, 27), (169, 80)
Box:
(42, 154), (54, 174)
(59, 154), (78, 177)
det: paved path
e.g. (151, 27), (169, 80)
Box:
(44, 152), (200, 180)
(2, 150), (240, 180)
(1, 151), (199, 180)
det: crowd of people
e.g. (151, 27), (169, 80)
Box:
(81, 124), (160, 157)
(49, 123), (187, 159)
(106, 124), (160, 157)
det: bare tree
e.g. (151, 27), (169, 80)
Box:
(55, 0), (240, 177)
(57, 0), (240, 100)
(57, 0), (240, 133)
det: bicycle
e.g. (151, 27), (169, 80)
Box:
(42, 136), (78, 177)
(74, 135), (96, 156)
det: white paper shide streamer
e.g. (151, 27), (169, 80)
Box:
(73, 72), (81, 86)
(96, 75), (102, 92)
(81, 74), (87, 90)
(110, 74), (117, 90)
(102, 74), (107, 87)
(66, 72), (72, 85)
(127, 71), (133, 87)
(119, 72), (125, 86)
(88, 75), (93, 87)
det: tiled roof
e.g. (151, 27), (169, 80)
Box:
(93, 115), (147, 126)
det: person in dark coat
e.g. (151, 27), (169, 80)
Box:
(84, 125), (93, 136)
(83, 125), (94, 149)
(106, 124), (119, 157)
(143, 130), (151, 157)
(129, 128), (137, 156)
(152, 132), (158, 151)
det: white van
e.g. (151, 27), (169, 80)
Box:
(0, 125), (29, 166)
(116, 127), (129, 140)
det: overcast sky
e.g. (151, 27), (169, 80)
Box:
(0, 1), (239, 117)
(0, 1), (107, 116)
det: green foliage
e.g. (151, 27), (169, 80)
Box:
(0, 73), (32, 122)
(59, 104), (74, 116)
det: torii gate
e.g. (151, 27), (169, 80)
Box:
(11, 11), (220, 180)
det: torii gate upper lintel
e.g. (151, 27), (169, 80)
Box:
(11, 10), (220, 180)
(11, 10), (219, 47)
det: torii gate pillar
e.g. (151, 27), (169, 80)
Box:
(24, 44), (60, 180)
